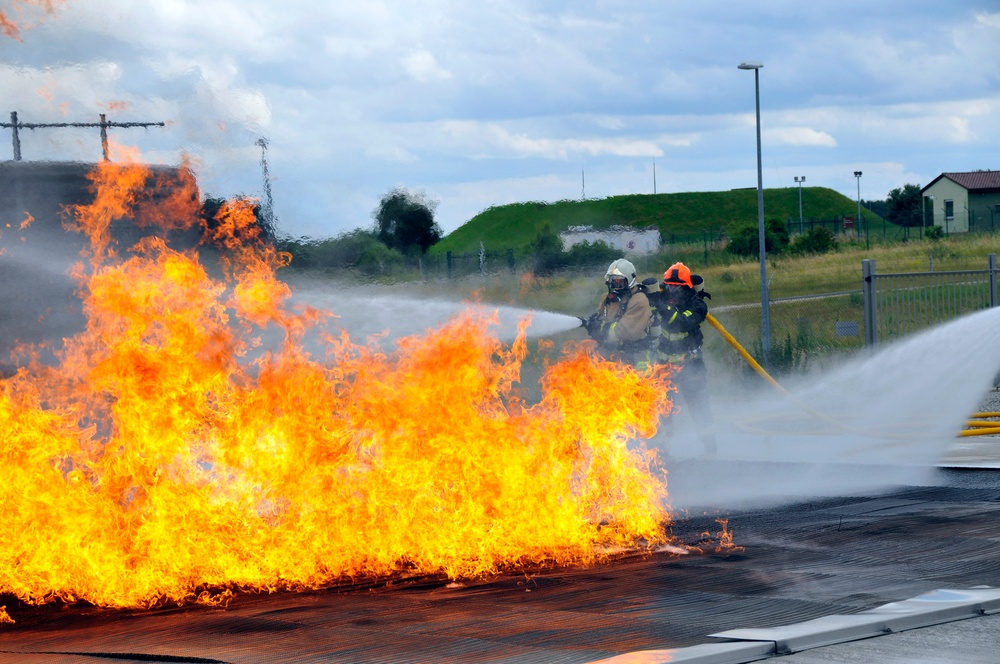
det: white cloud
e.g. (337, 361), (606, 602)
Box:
(3, 0), (998, 240)
(975, 11), (1000, 29)
(401, 50), (452, 82)
(946, 116), (974, 142)
(432, 121), (663, 160)
(766, 127), (837, 148)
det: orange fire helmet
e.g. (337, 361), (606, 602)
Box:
(662, 262), (693, 288)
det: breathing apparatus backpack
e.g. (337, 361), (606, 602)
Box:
(636, 277), (662, 352)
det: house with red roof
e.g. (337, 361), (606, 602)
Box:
(920, 171), (1000, 233)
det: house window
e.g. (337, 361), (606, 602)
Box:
(944, 200), (954, 220)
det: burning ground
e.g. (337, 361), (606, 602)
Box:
(0, 154), (678, 615)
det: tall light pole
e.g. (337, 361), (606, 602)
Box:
(739, 61), (770, 367)
(794, 175), (805, 235)
(854, 170), (865, 249)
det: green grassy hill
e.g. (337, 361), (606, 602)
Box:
(432, 187), (879, 256)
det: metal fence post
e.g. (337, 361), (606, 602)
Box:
(10, 111), (21, 161)
(862, 259), (877, 348)
(990, 253), (998, 309)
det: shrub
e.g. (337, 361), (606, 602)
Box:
(790, 227), (837, 255)
(563, 240), (620, 268)
(726, 218), (789, 256)
(526, 223), (565, 275)
(925, 225), (945, 240)
(280, 229), (406, 276)
(525, 225), (620, 275)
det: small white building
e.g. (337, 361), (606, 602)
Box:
(921, 171), (1000, 233)
(559, 225), (661, 255)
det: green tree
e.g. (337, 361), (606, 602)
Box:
(373, 187), (442, 255)
(725, 218), (789, 256)
(526, 222), (566, 275)
(790, 227), (837, 255)
(280, 229), (405, 276)
(564, 240), (619, 268)
(885, 183), (922, 227)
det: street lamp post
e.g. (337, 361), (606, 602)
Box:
(854, 170), (865, 250)
(738, 61), (770, 367)
(795, 175), (805, 235)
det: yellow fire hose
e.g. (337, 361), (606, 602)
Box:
(705, 313), (789, 397)
(704, 313), (997, 439)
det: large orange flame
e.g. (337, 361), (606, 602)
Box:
(0, 154), (675, 613)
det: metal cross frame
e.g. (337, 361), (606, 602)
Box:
(1, 111), (166, 161)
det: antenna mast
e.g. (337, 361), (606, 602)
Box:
(255, 137), (275, 234)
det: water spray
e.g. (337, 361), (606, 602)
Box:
(705, 311), (1000, 441)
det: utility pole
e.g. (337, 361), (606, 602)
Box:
(653, 160), (657, 194)
(794, 175), (805, 235)
(854, 171), (865, 250)
(738, 60), (770, 368)
(255, 137), (275, 234)
(1, 111), (165, 161)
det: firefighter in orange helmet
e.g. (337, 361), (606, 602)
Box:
(582, 258), (656, 369)
(648, 261), (717, 454)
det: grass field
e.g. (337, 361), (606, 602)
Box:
(431, 187), (883, 258)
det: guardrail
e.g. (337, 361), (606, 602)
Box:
(862, 254), (999, 348)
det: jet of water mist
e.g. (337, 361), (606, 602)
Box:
(286, 286), (582, 347)
(660, 307), (1000, 512)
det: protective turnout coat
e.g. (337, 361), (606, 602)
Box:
(648, 284), (708, 364)
(593, 287), (654, 367)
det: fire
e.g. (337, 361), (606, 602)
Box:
(703, 518), (744, 555)
(0, 154), (676, 612)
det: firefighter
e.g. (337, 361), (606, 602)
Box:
(583, 258), (656, 369)
(649, 262), (717, 454)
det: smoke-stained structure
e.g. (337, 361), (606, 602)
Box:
(0, 160), (200, 373)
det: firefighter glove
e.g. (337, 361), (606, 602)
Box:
(584, 313), (602, 339)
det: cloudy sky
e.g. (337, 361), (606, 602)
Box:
(2, 0), (998, 240)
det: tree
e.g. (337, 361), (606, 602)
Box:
(862, 198), (888, 219)
(725, 218), (789, 257)
(564, 239), (619, 268)
(790, 227), (837, 255)
(527, 223), (565, 275)
(372, 187), (442, 255)
(279, 229), (405, 275)
(885, 183), (923, 227)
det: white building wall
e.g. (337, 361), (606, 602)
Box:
(558, 225), (661, 255)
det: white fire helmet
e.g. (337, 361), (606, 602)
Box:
(605, 258), (637, 293)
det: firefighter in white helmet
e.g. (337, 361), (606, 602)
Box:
(582, 258), (656, 369)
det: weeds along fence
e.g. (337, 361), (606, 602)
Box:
(862, 254), (999, 347)
(705, 254), (1000, 380)
(703, 290), (869, 380)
